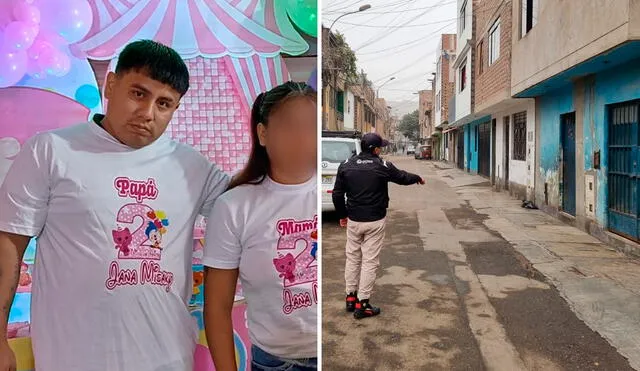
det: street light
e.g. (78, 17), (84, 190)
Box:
(329, 4), (372, 31)
(376, 76), (395, 98)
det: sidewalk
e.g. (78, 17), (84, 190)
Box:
(431, 160), (640, 369)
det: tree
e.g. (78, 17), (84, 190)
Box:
(398, 110), (420, 141)
(323, 31), (358, 84)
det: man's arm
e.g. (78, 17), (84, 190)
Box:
(0, 232), (29, 336)
(385, 160), (423, 185)
(332, 164), (348, 219)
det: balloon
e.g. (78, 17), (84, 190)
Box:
(25, 57), (46, 79)
(0, 47), (27, 88)
(13, 2), (41, 24)
(38, 0), (93, 44)
(286, 0), (317, 37)
(39, 47), (70, 77)
(3, 21), (38, 50)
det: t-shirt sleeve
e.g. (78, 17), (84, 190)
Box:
(201, 196), (242, 270)
(0, 134), (52, 237)
(198, 164), (231, 217)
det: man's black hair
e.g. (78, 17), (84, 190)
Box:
(115, 39), (190, 96)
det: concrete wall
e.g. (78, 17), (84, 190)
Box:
(455, 55), (472, 121)
(512, 0), (633, 96)
(535, 85), (574, 209)
(343, 90), (355, 130)
(493, 100), (536, 200)
(456, 0), (473, 57)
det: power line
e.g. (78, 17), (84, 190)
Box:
(354, 0), (448, 51)
(356, 21), (454, 58)
(325, 0), (456, 15)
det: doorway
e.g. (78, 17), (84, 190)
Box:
(561, 112), (576, 216)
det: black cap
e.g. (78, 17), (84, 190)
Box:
(361, 133), (389, 150)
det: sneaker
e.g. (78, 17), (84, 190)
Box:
(346, 292), (358, 312)
(354, 300), (381, 319)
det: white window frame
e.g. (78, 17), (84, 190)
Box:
(459, 58), (467, 92)
(489, 19), (501, 65)
(459, 0), (467, 34)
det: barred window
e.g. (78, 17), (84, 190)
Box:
(512, 111), (527, 161)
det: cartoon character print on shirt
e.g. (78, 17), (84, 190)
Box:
(105, 176), (174, 293)
(273, 215), (318, 315)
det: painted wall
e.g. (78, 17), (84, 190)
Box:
(493, 100), (536, 198)
(535, 84), (574, 208)
(591, 58), (640, 225)
(456, 0), (473, 56)
(454, 55), (472, 121)
(343, 90), (355, 130)
(511, 0), (633, 95)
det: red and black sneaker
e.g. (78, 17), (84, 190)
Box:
(353, 299), (381, 319)
(346, 292), (359, 312)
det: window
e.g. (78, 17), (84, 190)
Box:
(522, 0), (538, 36)
(489, 19), (501, 65)
(512, 111), (527, 160)
(459, 0), (467, 34)
(347, 99), (351, 114)
(435, 92), (440, 112)
(477, 41), (484, 75)
(459, 60), (467, 92)
(322, 141), (356, 163)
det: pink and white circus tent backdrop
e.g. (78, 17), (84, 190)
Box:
(77, 0), (311, 172)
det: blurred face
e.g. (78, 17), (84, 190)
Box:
(103, 71), (181, 148)
(257, 96), (317, 176)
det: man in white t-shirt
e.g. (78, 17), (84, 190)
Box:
(0, 40), (230, 371)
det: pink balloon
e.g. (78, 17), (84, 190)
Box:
(25, 54), (46, 79)
(38, 0), (93, 44)
(0, 47), (27, 88)
(27, 39), (50, 61)
(37, 45), (70, 77)
(49, 51), (70, 77)
(13, 2), (41, 25)
(36, 30), (66, 47)
(3, 21), (38, 50)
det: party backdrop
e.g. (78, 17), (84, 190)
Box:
(1, 0), (318, 370)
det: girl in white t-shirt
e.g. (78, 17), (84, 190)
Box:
(202, 82), (317, 371)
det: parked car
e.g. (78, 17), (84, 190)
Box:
(321, 131), (362, 212)
(415, 145), (432, 160)
(406, 144), (416, 155)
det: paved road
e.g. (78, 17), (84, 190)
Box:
(322, 156), (635, 371)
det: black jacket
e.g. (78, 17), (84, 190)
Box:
(332, 152), (422, 222)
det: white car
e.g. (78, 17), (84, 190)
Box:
(406, 144), (416, 155)
(321, 132), (362, 212)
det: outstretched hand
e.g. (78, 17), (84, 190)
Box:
(418, 177), (425, 185)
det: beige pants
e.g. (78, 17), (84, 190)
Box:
(344, 218), (386, 300)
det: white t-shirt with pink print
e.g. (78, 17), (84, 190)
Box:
(0, 120), (230, 371)
(202, 175), (317, 359)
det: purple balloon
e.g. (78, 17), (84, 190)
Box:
(0, 47), (28, 88)
(13, 2), (41, 25)
(4, 21), (38, 51)
(38, 0), (93, 44)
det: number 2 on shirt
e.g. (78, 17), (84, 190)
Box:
(115, 203), (158, 260)
(277, 231), (317, 287)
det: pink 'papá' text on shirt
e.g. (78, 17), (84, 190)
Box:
(114, 177), (159, 203)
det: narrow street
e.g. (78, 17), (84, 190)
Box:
(322, 156), (640, 371)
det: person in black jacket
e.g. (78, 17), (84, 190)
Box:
(332, 133), (424, 319)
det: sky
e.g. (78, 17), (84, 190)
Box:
(322, 0), (458, 114)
